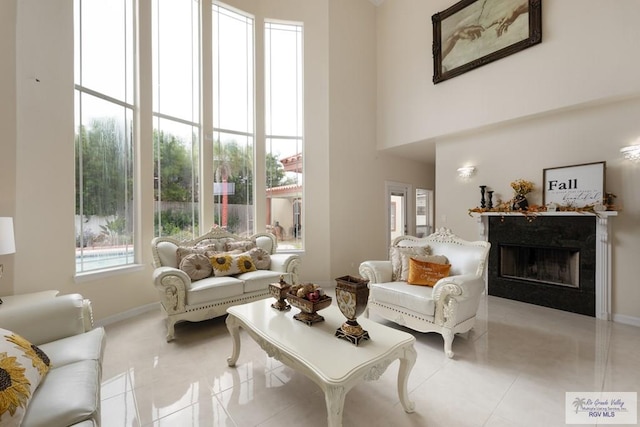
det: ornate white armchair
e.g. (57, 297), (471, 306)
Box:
(152, 227), (301, 341)
(359, 228), (490, 358)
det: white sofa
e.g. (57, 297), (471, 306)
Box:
(359, 228), (490, 358)
(0, 292), (105, 427)
(152, 227), (301, 341)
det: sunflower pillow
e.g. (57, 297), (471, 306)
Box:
(209, 252), (256, 277)
(0, 327), (51, 426)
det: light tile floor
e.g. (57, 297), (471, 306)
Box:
(100, 293), (640, 426)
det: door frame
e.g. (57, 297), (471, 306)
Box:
(385, 181), (414, 248)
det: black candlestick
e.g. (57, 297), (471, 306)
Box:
(487, 191), (494, 209)
(479, 186), (487, 208)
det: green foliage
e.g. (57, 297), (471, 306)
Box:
(266, 153), (286, 188)
(155, 209), (199, 239)
(77, 119), (300, 240)
(100, 216), (126, 237)
(154, 130), (197, 203)
(75, 117), (133, 218)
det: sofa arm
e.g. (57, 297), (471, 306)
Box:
(82, 297), (95, 331)
(435, 275), (485, 302)
(270, 253), (301, 284)
(153, 266), (190, 314)
(0, 294), (90, 346)
(359, 261), (393, 284)
(432, 274), (485, 327)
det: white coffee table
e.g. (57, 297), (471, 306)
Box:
(226, 298), (416, 427)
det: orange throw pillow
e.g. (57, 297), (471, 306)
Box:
(407, 257), (451, 286)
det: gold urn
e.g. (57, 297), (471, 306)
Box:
(334, 275), (370, 346)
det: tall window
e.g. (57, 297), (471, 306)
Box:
(265, 21), (304, 249)
(212, 4), (255, 236)
(152, 0), (201, 240)
(74, 0), (135, 273)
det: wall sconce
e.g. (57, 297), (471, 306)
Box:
(620, 145), (640, 162)
(0, 217), (16, 304)
(457, 166), (476, 178)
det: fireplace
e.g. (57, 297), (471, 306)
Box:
(475, 211), (616, 319)
(500, 245), (580, 288)
(487, 215), (596, 316)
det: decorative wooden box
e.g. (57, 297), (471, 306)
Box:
(286, 292), (332, 326)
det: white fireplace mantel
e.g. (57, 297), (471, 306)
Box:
(474, 211), (617, 321)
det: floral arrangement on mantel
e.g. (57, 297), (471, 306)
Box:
(468, 177), (618, 216)
(511, 179), (534, 196)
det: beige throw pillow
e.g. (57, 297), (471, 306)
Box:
(389, 245), (431, 281)
(179, 253), (213, 281)
(225, 239), (257, 252)
(245, 247), (271, 270)
(176, 244), (217, 265)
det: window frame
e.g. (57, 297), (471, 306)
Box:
(152, 0), (202, 241)
(74, 0), (139, 276)
(211, 2), (257, 236)
(264, 19), (305, 252)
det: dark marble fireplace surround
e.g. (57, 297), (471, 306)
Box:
(488, 216), (596, 316)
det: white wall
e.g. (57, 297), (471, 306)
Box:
(0, 1), (17, 293)
(377, 0), (640, 323)
(328, 0), (433, 279)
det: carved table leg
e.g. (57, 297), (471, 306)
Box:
(226, 315), (241, 367)
(324, 385), (346, 427)
(397, 345), (417, 413)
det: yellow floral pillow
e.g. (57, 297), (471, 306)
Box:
(0, 328), (51, 426)
(210, 253), (256, 277)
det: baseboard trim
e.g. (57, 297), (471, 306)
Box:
(612, 313), (640, 328)
(95, 302), (159, 328)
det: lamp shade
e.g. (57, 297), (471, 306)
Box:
(0, 217), (16, 255)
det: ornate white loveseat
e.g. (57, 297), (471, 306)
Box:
(359, 228), (490, 358)
(152, 227), (301, 341)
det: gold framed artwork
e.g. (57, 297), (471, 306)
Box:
(432, 0), (542, 83)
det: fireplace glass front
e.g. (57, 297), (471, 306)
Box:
(500, 245), (579, 288)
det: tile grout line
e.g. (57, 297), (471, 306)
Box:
(481, 374), (519, 427)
